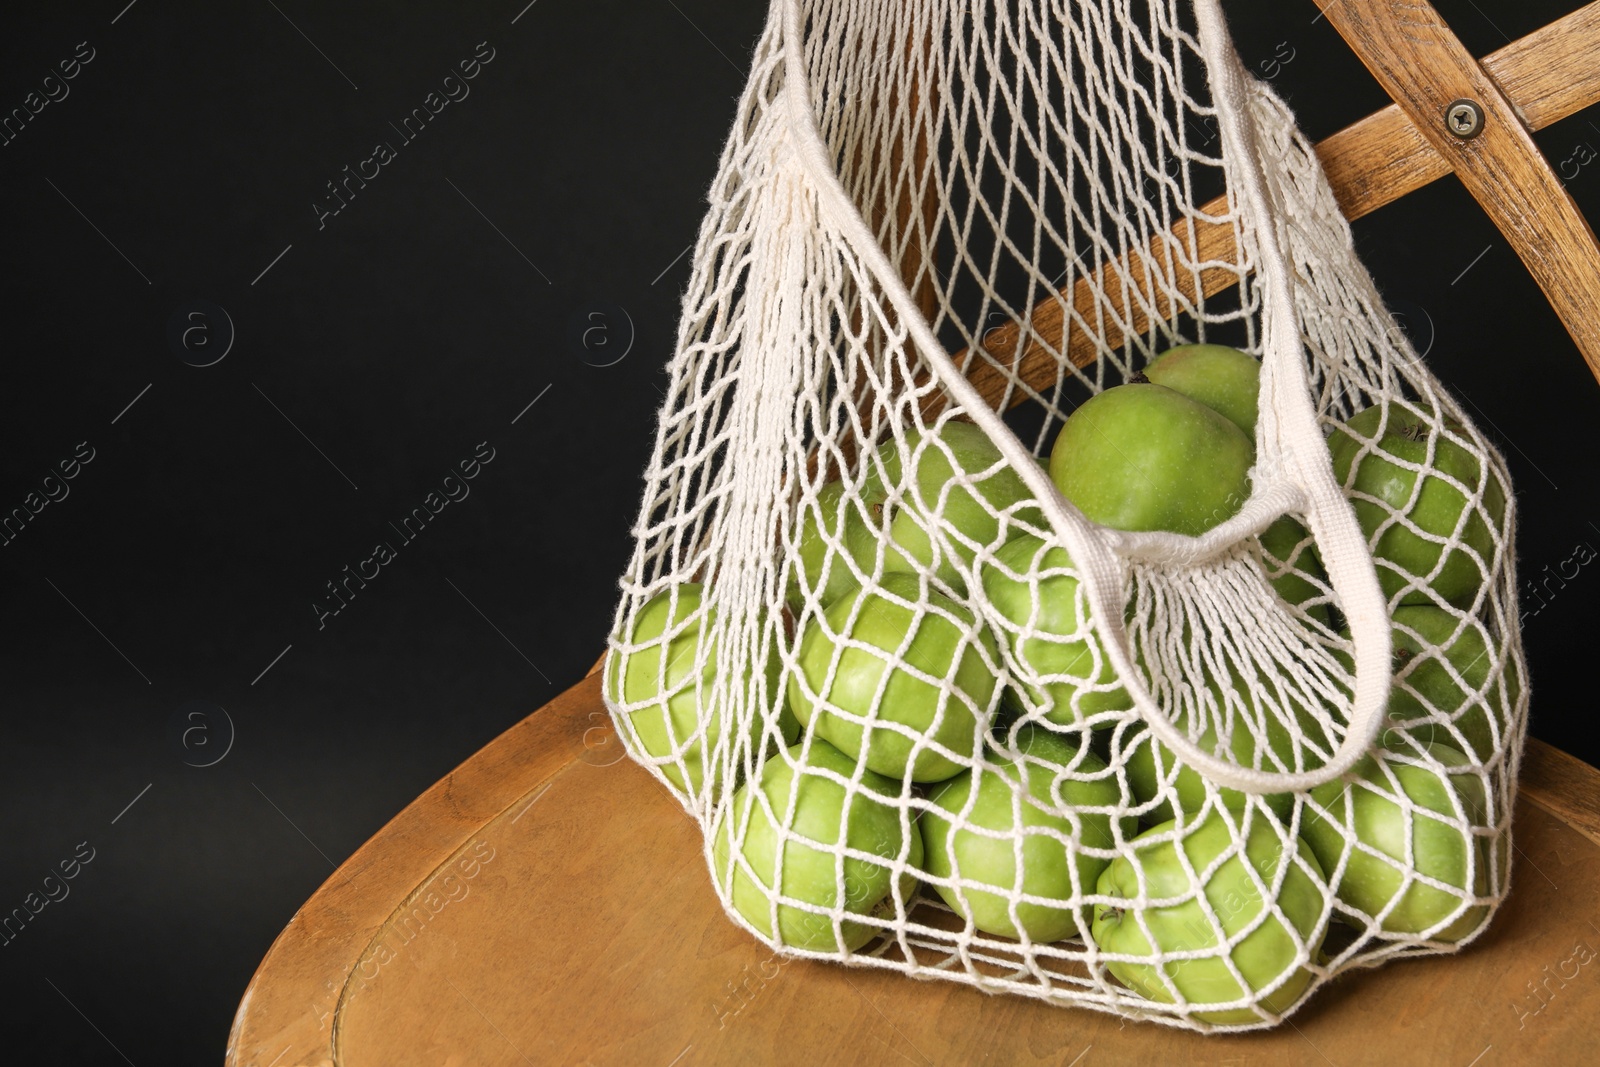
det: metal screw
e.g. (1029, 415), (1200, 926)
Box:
(1445, 99), (1484, 140)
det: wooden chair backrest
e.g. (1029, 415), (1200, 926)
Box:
(950, 0), (1600, 423)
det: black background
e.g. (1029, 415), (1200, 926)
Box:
(2, 1), (1596, 1063)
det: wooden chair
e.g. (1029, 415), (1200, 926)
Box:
(226, 3), (1600, 1063)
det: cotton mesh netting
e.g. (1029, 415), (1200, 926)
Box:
(602, 0), (1525, 1030)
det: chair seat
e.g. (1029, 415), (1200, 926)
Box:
(227, 667), (1600, 1066)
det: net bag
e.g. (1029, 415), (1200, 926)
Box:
(603, 0), (1525, 1031)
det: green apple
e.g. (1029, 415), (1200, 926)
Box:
(979, 534), (1131, 726)
(1137, 346), (1329, 624)
(713, 739), (922, 951)
(1137, 346), (1329, 622)
(1144, 344), (1261, 438)
(1091, 811), (1328, 1024)
(1380, 606), (1505, 761)
(1123, 651), (1332, 824)
(786, 480), (874, 610)
(1125, 712), (1296, 825)
(1049, 383), (1253, 535)
(1303, 740), (1490, 941)
(790, 572), (999, 783)
(865, 421), (1042, 591)
(1257, 517), (1333, 626)
(606, 584), (797, 795)
(1326, 404), (1506, 607)
(920, 726), (1127, 942)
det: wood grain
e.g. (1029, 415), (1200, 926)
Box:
(1314, 0), (1600, 380)
(227, 670), (1600, 1067)
(1317, 2), (1600, 223)
(958, 1), (1600, 414)
(1520, 736), (1600, 849)
(223, 678), (617, 1067)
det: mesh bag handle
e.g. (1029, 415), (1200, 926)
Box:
(778, 0), (1390, 794)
